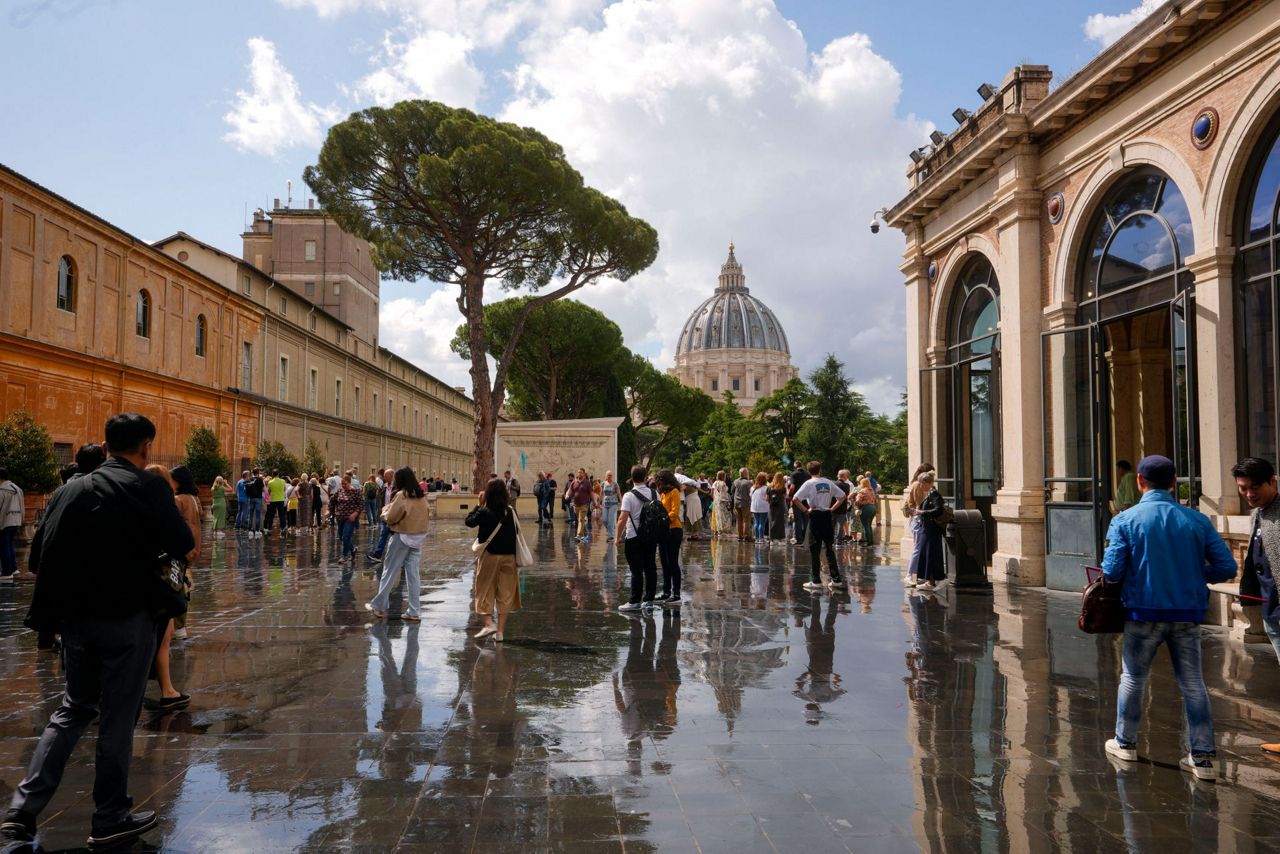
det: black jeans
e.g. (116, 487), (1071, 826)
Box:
(624, 537), (658, 604)
(793, 506), (808, 543)
(659, 527), (684, 597)
(808, 510), (841, 583)
(12, 610), (156, 827)
(264, 501), (288, 532)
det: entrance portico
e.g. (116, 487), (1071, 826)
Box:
(887, 0), (1280, 599)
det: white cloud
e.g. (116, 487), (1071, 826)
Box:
(1083, 0), (1162, 48)
(379, 289), (473, 388)
(499, 0), (923, 413)
(353, 30), (484, 108)
(223, 38), (340, 155)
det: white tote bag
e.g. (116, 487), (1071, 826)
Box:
(513, 511), (534, 567)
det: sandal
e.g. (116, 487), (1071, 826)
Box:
(364, 603), (386, 619)
(402, 614), (421, 623)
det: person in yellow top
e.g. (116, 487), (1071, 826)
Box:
(656, 470), (684, 605)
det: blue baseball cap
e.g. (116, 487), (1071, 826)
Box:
(1137, 455), (1176, 488)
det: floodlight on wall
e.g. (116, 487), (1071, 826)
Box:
(909, 148), (923, 164)
(952, 108), (973, 124)
(977, 82), (997, 100)
(929, 130), (946, 145)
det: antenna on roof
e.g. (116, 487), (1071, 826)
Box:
(286, 179), (293, 208)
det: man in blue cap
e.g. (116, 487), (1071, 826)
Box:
(1101, 455), (1238, 780)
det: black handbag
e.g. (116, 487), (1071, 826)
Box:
(153, 554), (190, 620)
(1078, 566), (1124, 634)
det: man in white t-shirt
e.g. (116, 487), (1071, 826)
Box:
(616, 465), (660, 612)
(792, 461), (848, 591)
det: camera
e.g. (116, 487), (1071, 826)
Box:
(869, 219), (880, 235)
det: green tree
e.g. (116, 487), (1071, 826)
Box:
(304, 100), (659, 489)
(601, 372), (636, 471)
(0, 410), (59, 494)
(181, 425), (230, 486)
(796, 354), (871, 476)
(751, 377), (814, 459)
(618, 352), (715, 466)
(686, 393), (768, 475)
(451, 297), (625, 421)
(302, 438), (327, 476)
(253, 440), (302, 477)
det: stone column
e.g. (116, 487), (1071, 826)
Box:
(1186, 248), (1238, 518)
(902, 229), (930, 469)
(989, 170), (1046, 586)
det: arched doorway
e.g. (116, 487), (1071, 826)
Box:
(922, 256), (1002, 556)
(1042, 166), (1198, 589)
(1238, 116), (1280, 465)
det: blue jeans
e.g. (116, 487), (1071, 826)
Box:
(1264, 617), (1280, 665)
(752, 511), (768, 540)
(365, 499), (378, 527)
(235, 497), (248, 527)
(371, 522), (392, 558)
(370, 534), (422, 618)
(247, 498), (263, 531)
(1116, 621), (1216, 756)
(339, 520), (357, 557)
(603, 503), (618, 539)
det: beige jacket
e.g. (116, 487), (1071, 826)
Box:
(382, 493), (430, 534)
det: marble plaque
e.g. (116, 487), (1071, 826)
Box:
(493, 417), (624, 485)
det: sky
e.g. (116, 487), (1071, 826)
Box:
(0, 0), (1160, 413)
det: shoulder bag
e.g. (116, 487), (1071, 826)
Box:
(512, 510), (534, 567)
(471, 514), (502, 555)
(1078, 566), (1125, 634)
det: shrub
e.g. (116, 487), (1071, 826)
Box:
(181, 426), (230, 486)
(302, 438), (327, 477)
(0, 410), (60, 494)
(252, 440), (302, 477)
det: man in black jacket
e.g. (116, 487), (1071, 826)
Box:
(2, 414), (194, 850)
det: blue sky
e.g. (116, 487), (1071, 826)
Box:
(0, 0), (1154, 411)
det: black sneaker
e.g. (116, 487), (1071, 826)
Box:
(87, 811), (157, 849)
(1, 809), (36, 843)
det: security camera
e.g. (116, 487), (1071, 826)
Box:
(869, 219), (880, 235)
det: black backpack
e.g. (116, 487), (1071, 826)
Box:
(630, 487), (670, 544)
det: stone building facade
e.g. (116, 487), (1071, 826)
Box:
(670, 245), (798, 411)
(0, 162), (472, 482)
(0, 163), (262, 468)
(886, 0), (1280, 593)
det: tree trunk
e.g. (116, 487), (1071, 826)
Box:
(464, 271), (496, 492)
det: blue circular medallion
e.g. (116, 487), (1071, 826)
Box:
(1191, 107), (1218, 150)
(927, 261), (937, 280)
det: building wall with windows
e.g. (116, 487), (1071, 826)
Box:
(157, 233), (473, 480)
(0, 164), (261, 468)
(886, 0), (1280, 599)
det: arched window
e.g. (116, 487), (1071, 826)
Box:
(56, 256), (76, 312)
(195, 314), (207, 357)
(1078, 166), (1194, 321)
(136, 290), (151, 338)
(943, 257), (1001, 502)
(948, 257), (1000, 359)
(1239, 118), (1280, 464)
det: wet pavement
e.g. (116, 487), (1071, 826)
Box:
(4, 521), (1280, 852)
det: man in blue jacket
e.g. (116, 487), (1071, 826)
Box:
(1102, 455), (1238, 781)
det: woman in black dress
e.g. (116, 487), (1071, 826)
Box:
(766, 471), (788, 542)
(908, 471), (947, 590)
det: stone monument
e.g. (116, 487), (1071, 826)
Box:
(494, 417), (625, 483)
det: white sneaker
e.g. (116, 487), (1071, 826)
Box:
(618, 602), (643, 612)
(1105, 738), (1137, 762)
(903, 577), (918, 587)
(802, 581), (823, 591)
(172, 627), (188, 639)
(1180, 753), (1216, 781)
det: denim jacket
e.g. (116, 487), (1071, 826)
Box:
(1102, 489), (1238, 623)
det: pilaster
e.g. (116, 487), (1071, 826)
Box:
(1186, 248), (1239, 518)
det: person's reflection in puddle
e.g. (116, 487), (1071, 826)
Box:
(614, 612), (680, 774)
(793, 592), (845, 725)
(853, 567), (877, 614)
(372, 622), (422, 781)
(601, 543), (619, 610)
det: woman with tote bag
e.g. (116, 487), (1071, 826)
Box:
(466, 478), (522, 642)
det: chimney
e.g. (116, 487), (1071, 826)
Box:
(273, 198), (280, 209)
(307, 198), (315, 210)
(454, 386), (466, 395)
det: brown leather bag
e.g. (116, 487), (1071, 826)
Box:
(1078, 566), (1125, 634)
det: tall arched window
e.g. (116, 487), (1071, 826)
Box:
(1239, 118), (1280, 464)
(195, 314), (207, 357)
(57, 256), (76, 312)
(1078, 166), (1195, 319)
(945, 257), (1001, 501)
(136, 290), (151, 338)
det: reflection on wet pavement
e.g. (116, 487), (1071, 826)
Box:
(3, 525), (1280, 852)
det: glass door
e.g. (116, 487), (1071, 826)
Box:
(1042, 325), (1103, 591)
(921, 364), (957, 503)
(1171, 289), (1200, 504)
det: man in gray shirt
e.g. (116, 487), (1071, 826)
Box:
(731, 468), (753, 541)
